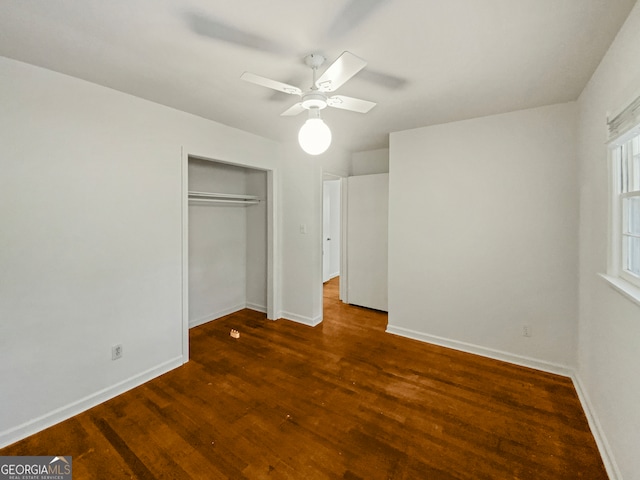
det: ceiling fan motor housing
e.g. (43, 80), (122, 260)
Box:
(301, 92), (327, 110)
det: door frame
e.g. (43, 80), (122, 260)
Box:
(321, 172), (348, 310)
(181, 147), (279, 362)
(322, 176), (342, 283)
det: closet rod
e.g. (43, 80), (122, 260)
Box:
(188, 198), (260, 206)
(188, 191), (259, 201)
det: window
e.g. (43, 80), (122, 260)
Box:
(610, 127), (640, 289)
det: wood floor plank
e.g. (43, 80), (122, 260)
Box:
(1, 277), (607, 479)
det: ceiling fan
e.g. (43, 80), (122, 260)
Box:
(241, 51), (376, 116)
(241, 51), (376, 154)
(185, 0), (407, 91)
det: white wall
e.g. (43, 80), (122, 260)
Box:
(0, 56), (287, 447)
(351, 148), (389, 176)
(388, 103), (579, 371)
(279, 142), (351, 325)
(576, 2), (640, 478)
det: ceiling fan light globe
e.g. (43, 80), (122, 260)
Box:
(298, 118), (332, 155)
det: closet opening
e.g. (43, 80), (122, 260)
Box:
(181, 153), (277, 361)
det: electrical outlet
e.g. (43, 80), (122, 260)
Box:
(112, 344), (123, 360)
(522, 325), (532, 337)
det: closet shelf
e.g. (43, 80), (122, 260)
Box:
(188, 191), (260, 206)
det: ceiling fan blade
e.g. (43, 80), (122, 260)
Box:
(316, 51), (367, 93)
(281, 103), (306, 116)
(357, 69), (408, 90)
(324, 0), (388, 40)
(327, 95), (376, 113)
(186, 12), (290, 55)
(241, 72), (302, 95)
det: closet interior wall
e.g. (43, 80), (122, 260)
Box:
(188, 158), (267, 327)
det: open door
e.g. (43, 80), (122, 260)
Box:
(323, 179), (341, 283)
(323, 187), (331, 283)
(346, 173), (388, 311)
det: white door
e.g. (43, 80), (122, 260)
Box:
(322, 187), (331, 282)
(323, 179), (342, 283)
(347, 173), (388, 311)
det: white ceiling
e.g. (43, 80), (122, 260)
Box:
(0, 0), (636, 152)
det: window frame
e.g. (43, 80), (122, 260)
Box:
(621, 192), (640, 284)
(608, 126), (640, 291)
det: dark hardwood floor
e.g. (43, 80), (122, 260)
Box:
(1, 277), (607, 479)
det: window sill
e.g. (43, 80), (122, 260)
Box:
(599, 273), (640, 307)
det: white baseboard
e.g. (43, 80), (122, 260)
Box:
(246, 302), (267, 314)
(571, 373), (621, 480)
(189, 304), (247, 328)
(189, 303), (268, 329)
(386, 324), (573, 377)
(280, 311), (322, 327)
(386, 324), (620, 479)
(0, 355), (183, 449)
(194, 303), (322, 328)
